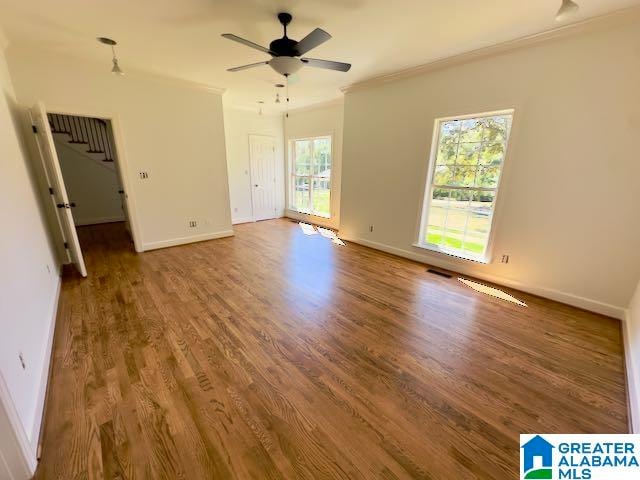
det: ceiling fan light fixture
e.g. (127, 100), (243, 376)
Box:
(268, 56), (303, 76)
(98, 37), (124, 76)
(556, 0), (579, 21)
(111, 57), (124, 76)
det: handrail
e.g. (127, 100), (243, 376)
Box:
(47, 113), (114, 162)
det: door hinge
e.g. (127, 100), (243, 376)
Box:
(32, 125), (38, 133)
(48, 187), (54, 195)
(63, 242), (69, 249)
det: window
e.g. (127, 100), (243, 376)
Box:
(418, 111), (513, 262)
(289, 136), (332, 218)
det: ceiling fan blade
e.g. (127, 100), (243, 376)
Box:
(227, 61), (269, 72)
(221, 33), (275, 55)
(294, 28), (332, 55)
(301, 57), (351, 72)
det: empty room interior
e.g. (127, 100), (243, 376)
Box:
(1, 1), (640, 479)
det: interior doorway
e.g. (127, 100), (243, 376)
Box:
(249, 134), (278, 221)
(30, 102), (136, 277)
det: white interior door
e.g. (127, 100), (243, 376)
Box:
(30, 102), (87, 277)
(249, 135), (278, 221)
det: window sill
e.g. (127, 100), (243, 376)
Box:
(412, 242), (490, 265)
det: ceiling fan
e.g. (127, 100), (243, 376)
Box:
(222, 12), (351, 76)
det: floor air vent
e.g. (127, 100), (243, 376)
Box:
(427, 268), (452, 279)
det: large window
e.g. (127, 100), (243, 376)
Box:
(418, 111), (513, 262)
(289, 136), (332, 218)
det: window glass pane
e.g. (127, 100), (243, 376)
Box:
(441, 190), (470, 251)
(426, 188), (450, 245)
(459, 118), (482, 143)
(464, 191), (495, 256)
(480, 143), (504, 166)
(476, 165), (501, 188)
(436, 143), (456, 165)
(293, 176), (310, 213)
(439, 121), (460, 145)
(456, 143), (480, 165)
(311, 178), (331, 218)
(422, 112), (512, 259)
(482, 116), (508, 143)
(294, 140), (311, 175)
(434, 165), (454, 185)
(312, 138), (331, 177)
(452, 166), (477, 187)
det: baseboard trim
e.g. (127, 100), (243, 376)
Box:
(285, 210), (338, 230)
(623, 309), (640, 433)
(30, 274), (62, 454)
(343, 236), (626, 320)
(141, 230), (234, 251)
(232, 217), (254, 225)
(0, 373), (35, 476)
(75, 216), (125, 227)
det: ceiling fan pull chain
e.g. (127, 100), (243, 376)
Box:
(286, 74), (290, 118)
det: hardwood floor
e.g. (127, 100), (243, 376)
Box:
(35, 219), (627, 479)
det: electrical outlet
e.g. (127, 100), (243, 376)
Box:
(501, 254), (510, 264)
(189, 220), (198, 228)
(18, 352), (26, 370)
(369, 225), (374, 233)
(139, 171), (149, 179)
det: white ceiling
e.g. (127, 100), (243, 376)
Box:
(0, 0), (638, 111)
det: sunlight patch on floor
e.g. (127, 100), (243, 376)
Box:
(299, 222), (318, 235)
(317, 227), (336, 238)
(299, 223), (346, 246)
(458, 278), (527, 307)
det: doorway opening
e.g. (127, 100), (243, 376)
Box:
(30, 103), (137, 277)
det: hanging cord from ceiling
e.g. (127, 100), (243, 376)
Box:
(285, 74), (290, 118)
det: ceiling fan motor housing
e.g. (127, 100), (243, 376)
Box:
(269, 37), (298, 57)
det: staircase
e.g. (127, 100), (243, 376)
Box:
(48, 113), (115, 162)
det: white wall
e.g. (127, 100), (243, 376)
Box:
(6, 46), (233, 252)
(625, 280), (640, 432)
(340, 17), (640, 317)
(223, 107), (284, 224)
(56, 141), (125, 226)
(0, 43), (59, 472)
(285, 100), (344, 229)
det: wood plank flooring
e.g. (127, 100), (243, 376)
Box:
(35, 219), (627, 479)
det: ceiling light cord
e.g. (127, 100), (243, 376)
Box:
(285, 74), (290, 118)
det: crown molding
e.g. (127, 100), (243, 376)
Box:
(341, 6), (640, 94)
(223, 104), (283, 117)
(127, 68), (226, 95)
(286, 97), (344, 116)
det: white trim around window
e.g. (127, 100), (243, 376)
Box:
(415, 109), (515, 264)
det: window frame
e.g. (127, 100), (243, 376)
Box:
(288, 135), (333, 219)
(415, 109), (515, 264)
